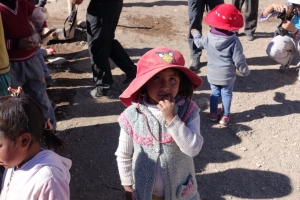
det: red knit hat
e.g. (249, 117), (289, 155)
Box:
(204, 4), (244, 31)
(119, 47), (203, 107)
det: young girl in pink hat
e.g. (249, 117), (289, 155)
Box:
(191, 4), (250, 126)
(115, 47), (204, 200)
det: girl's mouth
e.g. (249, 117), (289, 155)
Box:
(158, 94), (171, 101)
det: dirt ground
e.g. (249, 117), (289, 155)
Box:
(42, 0), (300, 199)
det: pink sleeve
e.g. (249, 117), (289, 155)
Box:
(36, 177), (70, 200)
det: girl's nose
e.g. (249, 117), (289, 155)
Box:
(160, 79), (168, 87)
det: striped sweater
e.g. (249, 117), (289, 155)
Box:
(0, 0), (37, 62)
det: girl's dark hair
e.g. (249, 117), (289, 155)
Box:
(174, 69), (194, 99)
(0, 94), (63, 152)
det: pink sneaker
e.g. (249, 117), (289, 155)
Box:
(209, 113), (218, 121)
(209, 108), (222, 122)
(219, 115), (230, 126)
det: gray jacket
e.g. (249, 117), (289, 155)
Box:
(192, 30), (250, 85)
(118, 97), (200, 200)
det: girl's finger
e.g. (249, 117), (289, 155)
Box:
(158, 100), (166, 106)
(157, 102), (163, 110)
(168, 94), (174, 102)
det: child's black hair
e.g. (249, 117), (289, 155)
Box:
(0, 94), (63, 152)
(173, 68), (194, 99)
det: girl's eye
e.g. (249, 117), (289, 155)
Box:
(170, 77), (176, 82)
(153, 76), (160, 81)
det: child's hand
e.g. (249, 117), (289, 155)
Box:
(282, 20), (297, 32)
(271, 3), (286, 13)
(19, 38), (37, 50)
(191, 29), (197, 34)
(157, 95), (176, 124)
(124, 185), (133, 192)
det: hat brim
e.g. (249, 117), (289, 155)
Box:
(204, 8), (244, 31)
(119, 64), (203, 107)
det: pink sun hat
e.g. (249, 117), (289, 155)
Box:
(204, 4), (244, 31)
(119, 47), (203, 107)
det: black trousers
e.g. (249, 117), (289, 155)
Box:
(232, 0), (259, 35)
(187, 0), (224, 59)
(86, 0), (136, 87)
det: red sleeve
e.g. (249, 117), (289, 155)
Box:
(23, 0), (36, 16)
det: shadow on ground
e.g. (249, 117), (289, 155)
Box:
(193, 117), (292, 199)
(198, 168), (291, 200)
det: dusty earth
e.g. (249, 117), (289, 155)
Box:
(40, 0), (300, 199)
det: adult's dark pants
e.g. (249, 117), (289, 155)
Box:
(86, 0), (136, 87)
(187, 0), (224, 60)
(31, 0), (46, 7)
(232, 0), (259, 36)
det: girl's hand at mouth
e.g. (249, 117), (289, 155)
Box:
(157, 94), (176, 124)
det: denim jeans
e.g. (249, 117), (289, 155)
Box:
(210, 83), (234, 117)
(36, 47), (50, 78)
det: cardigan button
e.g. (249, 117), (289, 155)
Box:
(155, 148), (159, 153)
